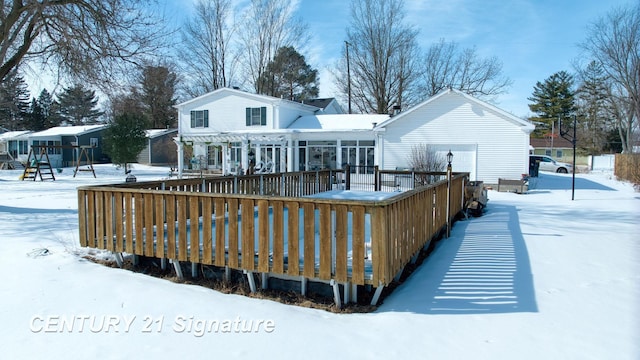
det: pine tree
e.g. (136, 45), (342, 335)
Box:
(528, 71), (577, 138)
(37, 89), (61, 128)
(258, 46), (319, 102)
(139, 65), (178, 128)
(576, 61), (612, 154)
(57, 84), (103, 125)
(103, 113), (148, 174)
(0, 70), (30, 130)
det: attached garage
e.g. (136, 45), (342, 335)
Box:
(375, 89), (534, 184)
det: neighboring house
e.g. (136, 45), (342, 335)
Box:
(175, 87), (534, 183)
(0, 131), (31, 164)
(137, 128), (178, 165)
(28, 125), (106, 168)
(530, 135), (574, 159)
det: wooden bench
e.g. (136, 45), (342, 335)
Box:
(497, 178), (527, 193)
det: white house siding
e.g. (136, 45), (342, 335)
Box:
(380, 92), (531, 184)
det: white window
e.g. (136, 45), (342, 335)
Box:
(190, 110), (209, 128)
(245, 107), (266, 126)
(90, 138), (99, 147)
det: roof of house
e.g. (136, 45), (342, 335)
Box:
(145, 128), (177, 139)
(0, 130), (31, 141)
(175, 87), (322, 112)
(287, 114), (389, 131)
(530, 136), (574, 148)
(375, 88), (535, 132)
(303, 98), (336, 109)
(30, 125), (106, 137)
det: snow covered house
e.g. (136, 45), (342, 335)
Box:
(28, 125), (107, 168)
(175, 87), (534, 184)
(0, 131), (31, 164)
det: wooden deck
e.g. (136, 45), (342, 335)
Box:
(77, 170), (467, 306)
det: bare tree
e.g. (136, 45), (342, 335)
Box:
(335, 0), (419, 114)
(420, 39), (512, 101)
(181, 0), (237, 96)
(581, 3), (640, 153)
(407, 144), (446, 185)
(0, 0), (169, 90)
(238, 0), (308, 94)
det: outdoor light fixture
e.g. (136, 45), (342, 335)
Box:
(446, 150), (453, 167)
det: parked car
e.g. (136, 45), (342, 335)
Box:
(530, 155), (573, 173)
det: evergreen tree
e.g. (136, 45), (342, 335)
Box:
(57, 84), (103, 125)
(576, 61), (612, 154)
(37, 89), (62, 128)
(528, 71), (577, 138)
(0, 70), (30, 130)
(139, 65), (178, 128)
(103, 113), (148, 174)
(258, 46), (319, 101)
(26, 98), (47, 131)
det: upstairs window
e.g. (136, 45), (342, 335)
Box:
(190, 110), (209, 128)
(246, 107), (267, 126)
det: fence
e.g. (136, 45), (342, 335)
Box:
(77, 169), (467, 303)
(614, 153), (640, 186)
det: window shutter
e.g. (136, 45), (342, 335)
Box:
(246, 108), (251, 126)
(260, 107), (266, 126)
(204, 110), (209, 127)
(190, 111), (195, 128)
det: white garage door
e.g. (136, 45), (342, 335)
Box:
(433, 144), (477, 180)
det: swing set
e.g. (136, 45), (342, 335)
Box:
(21, 144), (96, 181)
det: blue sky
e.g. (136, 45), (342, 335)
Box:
(294, 0), (634, 117)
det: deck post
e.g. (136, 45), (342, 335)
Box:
(300, 276), (307, 296)
(244, 270), (257, 293)
(343, 282), (350, 304)
(191, 263), (198, 278)
(351, 283), (358, 303)
(161, 258), (167, 270)
(113, 252), (124, 268)
(393, 266), (405, 282)
(171, 259), (184, 280)
(330, 280), (342, 309)
(370, 282), (385, 306)
(132, 255), (139, 266)
(261, 273), (269, 290)
(224, 266), (231, 282)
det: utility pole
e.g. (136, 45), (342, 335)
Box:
(345, 41), (352, 114)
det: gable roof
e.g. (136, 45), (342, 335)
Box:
(145, 128), (178, 139)
(175, 87), (322, 112)
(287, 114), (389, 131)
(0, 130), (31, 141)
(29, 125), (106, 137)
(375, 88), (534, 132)
(303, 98), (336, 109)
(530, 136), (574, 149)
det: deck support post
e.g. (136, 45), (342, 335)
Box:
(393, 266), (405, 282)
(191, 263), (198, 278)
(113, 252), (124, 268)
(244, 270), (257, 293)
(370, 283), (385, 306)
(343, 282), (350, 304)
(171, 259), (184, 280)
(330, 280), (342, 309)
(132, 255), (139, 266)
(410, 252), (420, 265)
(224, 266), (231, 282)
(161, 258), (167, 270)
(300, 276), (307, 296)
(261, 273), (269, 290)
(351, 283), (358, 303)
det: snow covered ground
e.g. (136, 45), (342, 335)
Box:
(1, 165), (638, 359)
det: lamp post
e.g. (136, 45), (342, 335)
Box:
(446, 150), (453, 238)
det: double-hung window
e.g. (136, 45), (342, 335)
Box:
(190, 110), (209, 128)
(246, 107), (267, 126)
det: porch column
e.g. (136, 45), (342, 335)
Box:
(175, 139), (184, 178)
(222, 142), (229, 175)
(287, 138), (294, 172)
(336, 139), (342, 170)
(241, 138), (249, 174)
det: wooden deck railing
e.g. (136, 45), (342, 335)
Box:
(78, 170), (467, 287)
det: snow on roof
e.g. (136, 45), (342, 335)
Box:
(30, 125), (106, 137)
(287, 114), (389, 130)
(145, 129), (177, 138)
(0, 130), (31, 141)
